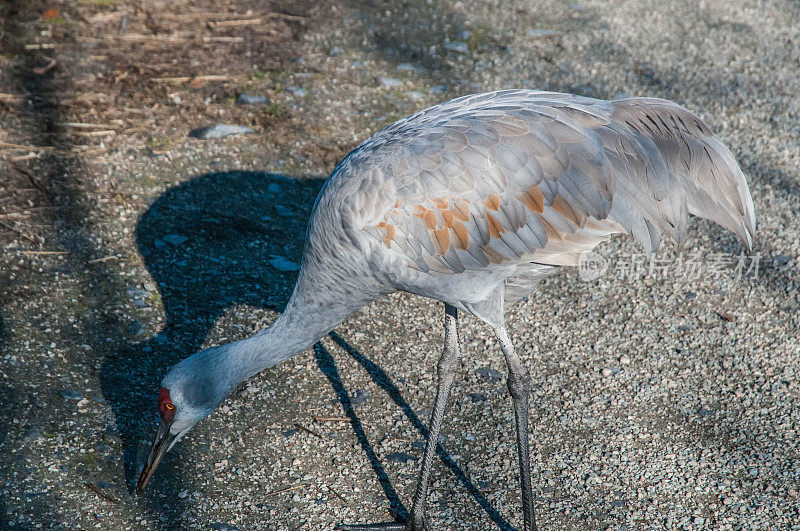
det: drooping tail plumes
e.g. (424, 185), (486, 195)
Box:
(611, 97), (756, 250)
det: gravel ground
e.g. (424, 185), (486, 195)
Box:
(1, 0), (799, 529)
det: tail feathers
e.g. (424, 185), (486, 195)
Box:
(611, 97), (756, 251)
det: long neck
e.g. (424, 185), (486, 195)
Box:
(214, 270), (382, 392)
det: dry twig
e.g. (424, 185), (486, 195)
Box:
(208, 18), (262, 29)
(313, 416), (351, 422)
(294, 423), (323, 439)
(326, 485), (348, 504)
(202, 36), (245, 43)
(21, 250), (64, 255)
(0, 141), (53, 151)
(84, 483), (119, 504)
(12, 163), (52, 201)
(32, 58), (57, 75)
(150, 75), (231, 84)
(0, 219), (37, 243)
(25, 43), (55, 50)
(9, 153), (38, 162)
(87, 256), (118, 264)
(56, 122), (120, 130)
(75, 130), (117, 137)
(0, 93), (25, 104)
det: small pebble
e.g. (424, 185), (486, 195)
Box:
(476, 367), (503, 383)
(380, 77), (403, 88)
(189, 124), (257, 139)
(444, 42), (469, 54)
(61, 390), (83, 401)
(235, 94), (269, 105)
(525, 28), (562, 38)
(268, 255), (300, 272)
(386, 452), (417, 464)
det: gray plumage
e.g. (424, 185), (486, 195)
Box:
(303, 89), (754, 322)
(138, 90), (756, 530)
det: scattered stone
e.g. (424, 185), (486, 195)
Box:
(328, 46), (344, 57)
(572, 84), (597, 97)
(288, 87), (307, 97)
(126, 288), (149, 299)
(444, 42), (469, 54)
(128, 320), (146, 338)
(525, 28), (562, 39)
(154, 234), (188, 249)
(209, 520), (240, 529)
(386, 452), (417, 464)
(268, 255), (300, 272)
(405, 91), (424, 102)
(601, 367), (620, 377)
(380, 77), (403, 88)
(619, 355), (631, 365)
(23, 427), (42, 442)
(396, 63), (423, 73)
(468, 392), (487, 403)
(275, 205), (293, 217)
(697, 408), (714, 417)
(189, 124), (257, 139)
(235, 94), (269, 105)
(429, 84), (448, 94)
(61, 390), (83, 401)
(162, 234), (188, 247)
(349, 389), (370, 406)
(476, 367), (503, 383)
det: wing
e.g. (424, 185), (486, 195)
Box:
(332, 90), (752, 275)
(609, 97), (755, 249)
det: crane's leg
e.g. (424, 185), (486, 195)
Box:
(405, 303), (462, 530)
(493, 324), (537, 531)
(337, 304), (462, 531)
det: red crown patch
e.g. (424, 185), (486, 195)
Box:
(158, 387), (176, 422)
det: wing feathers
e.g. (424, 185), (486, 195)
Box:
(339, 90), (755, 274)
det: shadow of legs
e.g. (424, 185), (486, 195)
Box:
(314, 342), (407, 521)
(328, 331), (515, 531)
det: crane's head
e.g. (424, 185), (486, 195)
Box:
(136, 347), (229, 494)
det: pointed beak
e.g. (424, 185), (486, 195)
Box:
(136, 420), (176, 494)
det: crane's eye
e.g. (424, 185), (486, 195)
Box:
(165, 403), (175, 411)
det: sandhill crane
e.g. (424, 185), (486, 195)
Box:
(136, 90), (755, 530)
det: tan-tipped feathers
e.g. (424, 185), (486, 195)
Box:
(342, 90), (754, 275)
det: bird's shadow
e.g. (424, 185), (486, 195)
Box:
(112, 170), (513, 528)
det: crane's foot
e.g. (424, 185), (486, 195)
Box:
(336, 514), (430, 531)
